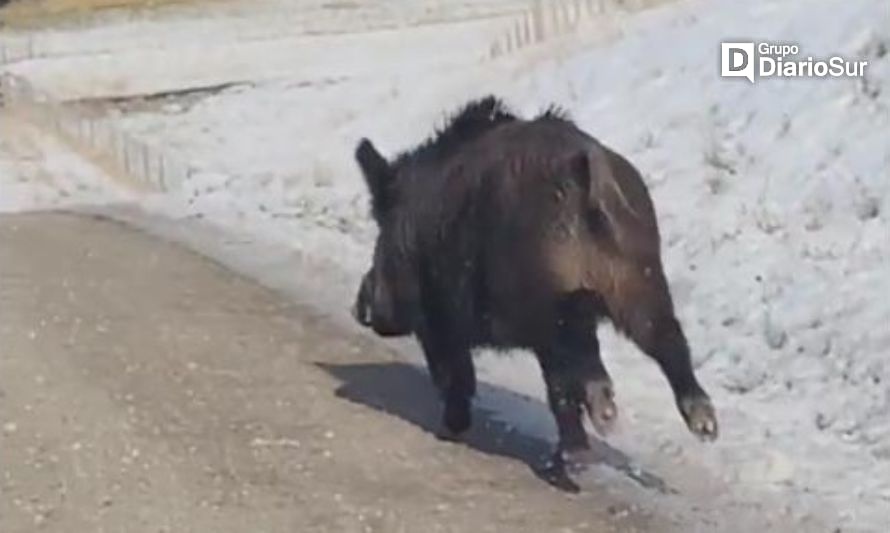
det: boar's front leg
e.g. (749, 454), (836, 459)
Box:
(416, 324), (476, 440)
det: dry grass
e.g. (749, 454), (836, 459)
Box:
(1, 0), (221, 28)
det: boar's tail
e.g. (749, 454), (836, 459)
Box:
(575, 143), (661, 259)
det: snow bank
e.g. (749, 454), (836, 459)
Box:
(512, 0), (890, 441)
(502, 0), (890, 526)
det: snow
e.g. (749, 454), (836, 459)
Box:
(2, 0), (889, 530)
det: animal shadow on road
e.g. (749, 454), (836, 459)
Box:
(317, 361), (673, 495)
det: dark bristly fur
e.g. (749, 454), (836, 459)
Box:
(538, 103), (573, 121)
(391, 95), (518, 170)
(352, 95), (719, 485)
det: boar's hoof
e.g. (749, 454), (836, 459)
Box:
(679, 395), (719, 442)
(540, 449), (586, 494)
(437, 397), (472, 441)
(435, 427), (462, 442)
(545, 469), (581, 494)
(583, 379), (617, 436)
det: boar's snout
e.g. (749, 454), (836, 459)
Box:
(352, 269), (413, 337)
(352, 273), (374, 327)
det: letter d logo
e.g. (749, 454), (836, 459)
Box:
(721, 42), (755, 83)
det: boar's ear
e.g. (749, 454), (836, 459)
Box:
(355, 138), (394, 213)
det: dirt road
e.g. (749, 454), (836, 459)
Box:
(0, 0), (217, 28)
(0, 212), (660, 533)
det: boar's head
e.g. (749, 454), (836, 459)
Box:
(351, 138), (419, 337)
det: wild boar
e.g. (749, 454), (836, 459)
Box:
(352, 96), (717, 468)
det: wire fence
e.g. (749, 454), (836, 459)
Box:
(487, 0), (668, 58)
(1, 73), (196, 191)
(490, 0), (601, 57)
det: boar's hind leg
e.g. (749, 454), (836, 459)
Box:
(623, 299), (719, 441)
(537, 353), (588, 455)
(559, 290), (617, 437)
(538, 291), (616, 458)
(416, 327), (476, 440)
